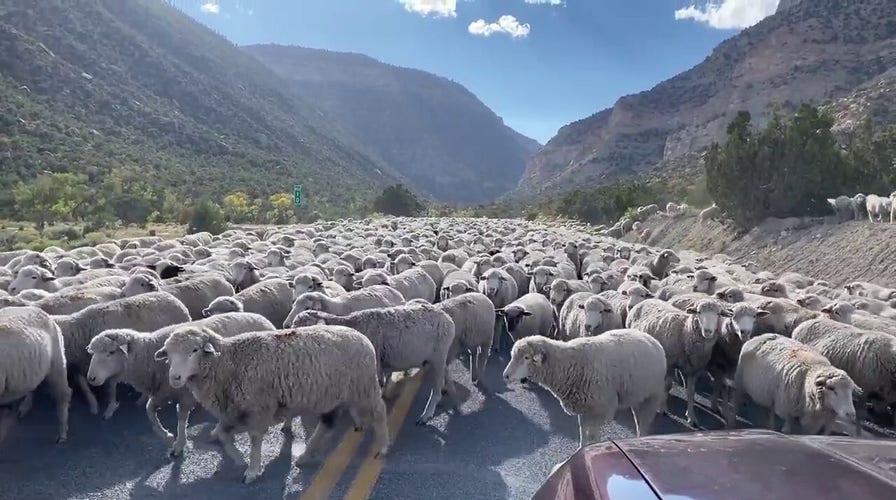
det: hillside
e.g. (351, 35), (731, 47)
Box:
(243, 44), (541, 205)
(513, 0), (896, 198)
(628, 214), (896, 288)
(0, 0), (399, 215)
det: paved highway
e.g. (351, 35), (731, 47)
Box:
(2, 351), (893, 500)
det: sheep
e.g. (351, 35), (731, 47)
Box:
(282, 285), (404, 328)
(714, 286), (746, 304)
(30, 286), (123, 315)
(844, 281), (896, 302)
(527, 265), (570, 297)
(290, 274), (346, 299)
(827, 195), (853, 222)
(54, 258), (87, 278)
(558, 292), (617, 340)
(597, 285), (653, 326)
(626, 298), (733, 426)
(792, 317), (896, 430)
(8, 266), (62, 295)
(502, 331), (667, 447)
(0, 307), (72, 447)
(52, 292), (191, 418)
(230, 259), (261, 291)
(203, 278), (294, 327)
(478, 267), (519, 310)
(852, 193), (867, 220)
(496, 293), (556, 350)
(289, 303), (456, 426)
(646, 250), (680, 280)
(360, 268), (437, 303)
(432, 293), (495, 385)
(706, 303), (770, 413)
(699, 204), (721, 223)
(85, 312), (275, 457)
(440, 270), (477, 300)
(865, 194), (888, 222)
(546, 278), (590, 312)
(122, 274), (235, 320)
(728, 333), (860, 435)
(155, 325), (389, 483)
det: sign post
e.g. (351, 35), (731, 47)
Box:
(293, 185), (302, 206)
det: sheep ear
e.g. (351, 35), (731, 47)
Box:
(43, 272), (56, 282)
(288, 282), (295, 288)
(756, 310), (770, 318)
(714, 291), (725, 299)
(495, 309), (506, 316)
(202, 342), (218, 356)
(154, 349), (168, 361)
(852, 383), (864, 397)
(577, 304), (585, 309)
(119, 343), (129, 356)
(686, 307), (698, 314)
(352, 280), (363, 288)
(814, 376), (827, 387)
(650, 275), (659, 281)
(720, 309), (734, 318)
(645, 292), (654, 298)
(531, 351), (545, 365)
(820, 304), (834, 313)
(521, 311), (533, 317)
(686, 274), (695, 279)
(542, 285), (550, 292)
(464, 286), (476, 292)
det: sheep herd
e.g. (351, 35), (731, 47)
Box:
(1, 216), (894, 485)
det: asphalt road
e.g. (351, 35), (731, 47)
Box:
(2, 351), (894, 500)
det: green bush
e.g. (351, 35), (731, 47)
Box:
(371, 184), (425, 217)
(188, 199), (227, 235)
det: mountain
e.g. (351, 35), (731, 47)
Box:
(243, 44), (541, 205)
(0, 0), (400, 213)
(512, 0), (896, 198)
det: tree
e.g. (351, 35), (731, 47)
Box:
(266, 192), (296, 225)
(13, 173), (87, 231)
(188, 199), (227, 234)
(371, 184), (425, 217)
(222, 191), (256, 223)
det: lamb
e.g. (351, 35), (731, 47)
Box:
(85, 312), (275, 457)
(282, 285), (404, 328)
(728, 333), (859, 435)
(496, 292), (556, 350)
(360, 268), (437, 303)
(155, 325), (389, 483)
(527, 265), (571, 297)
(122, 274), (235, 320)
(440, 270), (477, 300)
(52, 291), (191, 418)
(597, 285), (653, 326)
(699, 204), (721, 223)
(431, 293), (495, 385)
(503, 331), (667, 447)
(792, 317), (896, 430)
(8, 266), (62, 295)
(706, 303), (770, 413)
(202, 278), (294, 327)
(0, 307), (72, 447)
(626, 298), (733, 426)
(865, 194), (888, 222)
(30, 286), (123, 315)
(54, 258), (87, 278)
(558, 292), (617, 340)
(547, 278), (590, 312)
(289, 303), (456, 426)
(478, 267), (519, 310)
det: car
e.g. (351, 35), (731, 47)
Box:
(534, 429), (896, 499)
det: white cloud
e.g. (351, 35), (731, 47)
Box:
(200, 1), (220, 14)
(398, 0), (457, 18)
(524, 0), (564, 5)
(674, 0), (779, 29)
(468, 15), (531, 38)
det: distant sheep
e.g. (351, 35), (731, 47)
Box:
(699, 204), (721, 223)
(282, 285), (404, 328)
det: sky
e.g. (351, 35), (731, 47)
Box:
(177, 0), (782, 144)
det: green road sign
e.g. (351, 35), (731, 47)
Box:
(293, 185), (302, 206)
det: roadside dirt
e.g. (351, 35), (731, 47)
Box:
(626, 213), (896, 288)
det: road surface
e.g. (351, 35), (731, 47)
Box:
(1, 352), (893, 499)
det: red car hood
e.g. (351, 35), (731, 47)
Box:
(534, 430), (896, 500)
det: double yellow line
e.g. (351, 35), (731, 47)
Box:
(299, 372), (424, 500)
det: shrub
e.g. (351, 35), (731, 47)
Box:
(188, 199), (227, 235)
(371, 184), (425, 217)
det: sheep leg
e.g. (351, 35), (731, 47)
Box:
(684, 374), (700, 427)
(0, 410), (16, 448)
(296, 410), (337, 466)
(280, 416), (295, 435)
(218, 430), (248, 468)
(767, 409), (777, 431)
(725, 389), (741, 429)
(633, 390), (665, 437)
(353, 397), (390, 459)
(475, 344), (492, 391)
(16, 392), (34, 419)
(299, 415), (319, 439)
(102, 380), (119, 420)
(709, 375), (723, 413)
(577, 412), (610, 448)
(781, 417), (795, 434)
(416, 363), (446, 425)
(660, 375), (674, 415)
(469, 348), (480, 384)
(75, 374), (100, 415)
(135, 392), (149, 406)
(170, 401), (194, 458)
(45, 359), (72, 443)
(242, 430), (265, 484)
(145, 397), (175, 447)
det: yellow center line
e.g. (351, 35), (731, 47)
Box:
(342, 372), (425, 500)
(299, 425), (366, 500)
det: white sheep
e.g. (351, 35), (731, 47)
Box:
(827, 195), (853, 222)
(8, 265), (62, 295)
(699, 204), (721, 223)
(547, 279), (591, 312)
(503, 331), (667, 447)
(156, 325), (389, 483)
(85, 312), (275, 457)
(289, 303), (456, 426)
(706, 303), (770, 413)
(844, 281), (896, 302)
(865, 194), (888, 222)
(792, 317), (896, 431)
(626, 298), (733, 426)
(122, 274), (235, 320)
(432, 292), (495, 385)
(202, 278), (294, 327)
(728, 333), (859, 434)
(29, 286), (122, 315)
(52, 291), (191, 418)
(496, 292), (556, 348)
(282, 285), (404, 328)
(558, 292), (617, 340)
(0, 306), (72, 447)
(360, 268), (437, 303)
(440, 269), (477, 300)
(597, 285), (653, 326)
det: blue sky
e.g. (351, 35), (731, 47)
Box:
(177, 0), (781, 144)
